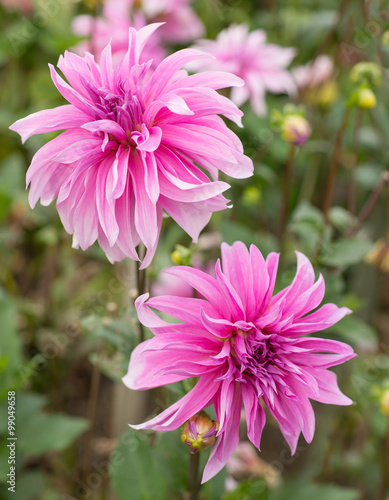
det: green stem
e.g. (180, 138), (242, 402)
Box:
(348, 108), (363, 216)
(346, 171), (389, 238)
(379, 418), (389, 500)
(322, 107), (352, 224)
(278, 144), (296, 247)
(189, 452), (201, 500)
(82, 341), (103, 482)
(136, 244), (147, 342)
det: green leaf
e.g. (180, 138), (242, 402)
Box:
(270, 480), (359, 500)
(2, 392), (89, 455)
(3, 470), (48, 500)
(222, 479), (268, 500)
(111, 429), (169, 500)
(0, 289), (23, 398)
(327, 315), (378, 350)
(328, 207), (354, 233)
(219, 219), (263, 249)
(111, 428), (228, 500)
(320, 238), (374, 267)
(18, 413), (89, 455)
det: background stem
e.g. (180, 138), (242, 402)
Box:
(379, 418), (389, 500)
(322, 107), (352, 224)
(346, 171), (389, 237)
(278, 144), (296, 246)
(189, 452), (201, 500)
(348, 108), (363, 216)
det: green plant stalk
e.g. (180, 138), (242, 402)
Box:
(278, 144), (296, 246)
(346, 171), (389, 237)
(189, 451), (201, 500)
(82, 341), (103, 483)
(379, 418), (389, 500)
(322, 107), (352, 224)
(136, 244), (147, 342)
(348, 108), (363, 216)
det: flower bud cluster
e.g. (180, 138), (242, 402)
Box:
(348, 62), (382, 109)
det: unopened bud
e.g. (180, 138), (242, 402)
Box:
(355, 88), (376, 109)
(381, 390), (389, 417)
(281, 115), (311, 146)
(181, 412), (219, 454)
(242, 186), (261, 206)
(171, 244), (192, 266)
(382, 30), (389, 46)
(365, 239), (389, 272)
(350, 62), (382, 88)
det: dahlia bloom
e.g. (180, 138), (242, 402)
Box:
(189, 24), (296, 116)
(10, 25), (253, 267)
(292, 55), (334, 91)
(124, 242), (355, 481)
(72, 6), (166, 66)
(1, 0), (33, 14)
(72, 0), (204, 64)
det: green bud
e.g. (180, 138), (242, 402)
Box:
(181, 412), (219, 454)
(281, 115), (311, 146)
(171, 244), (192, 266)
(356, 87), (377, 109)
(381, 390), (389, 417)
(242, 186), (262, 206)
(350, 62), (382, 88)
(382, 30), (389, 46)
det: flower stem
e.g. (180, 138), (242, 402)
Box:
(346, 171), (389, 238)
(322, 107), (352, 224)
(278, 144), (296, 246)
(379, 418), (389, 500)
(348, 108), (363, 216)
(189, 452), (201, 500)
(136, 245), (147, 342)
(82, 341), (103, 482)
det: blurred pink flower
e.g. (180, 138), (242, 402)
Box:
(72, 0), (204, 64)
(72, 8), (165, 66)
(292, 55), (334, 91)
(189, 24), (296, 116)
(152, 258), (216, 297)
(124, 241), (355, 480)
(10, 25), (253, 268)
(1, 0), (32, 14)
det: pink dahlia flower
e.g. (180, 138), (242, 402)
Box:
(72, 0), (204, 64)
(72, 7), (166, 67)
(189, 24), (296, 116)
(124, 242), (355, 480)
(10, 25), (253, 268)
(292, 55), (334, 91)
(1, 0), (33, 14)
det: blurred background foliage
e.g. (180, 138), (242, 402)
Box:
(0, 0), (389, 499)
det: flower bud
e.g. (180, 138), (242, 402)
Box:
(350, 62), (382, 88)
(382, 30), (389, 46)
(281, 115), (311, 146)
(181, 412), (219, 454)
(381, 390), (389, 417)
(365, 239), (389, 273)
(242, 186), (261, 206)
(355, 88), (376, 109)
(171, 244), (192, 266)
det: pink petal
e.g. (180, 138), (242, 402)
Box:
(202, 382), (242, 483)
(9, 105), (90, 143)
(242, 383), (266, 449)
(130, 373), (220, 431)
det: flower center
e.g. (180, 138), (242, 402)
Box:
(88, 89), (162, 152)
(228, 329), (281, 386)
